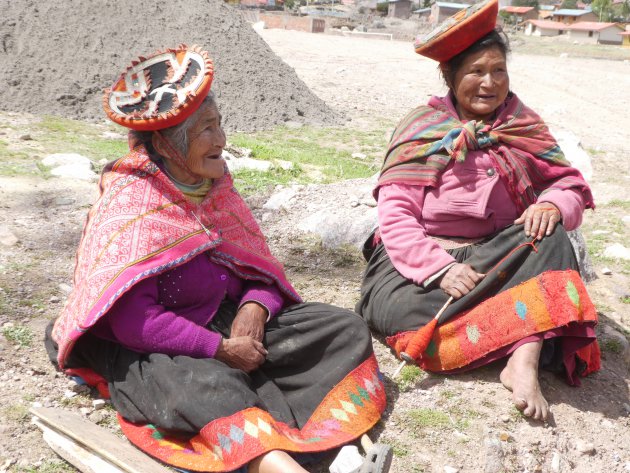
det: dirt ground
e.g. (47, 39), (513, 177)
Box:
(0, 29), (629, 472)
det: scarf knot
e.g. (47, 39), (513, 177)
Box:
(445, 121), (499, 162)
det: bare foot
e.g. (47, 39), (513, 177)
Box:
(500, 340), (550, 421)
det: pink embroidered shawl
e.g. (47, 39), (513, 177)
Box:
(53, 147), (300, 368)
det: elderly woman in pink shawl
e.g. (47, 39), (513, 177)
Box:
(45, 45), (389, 473)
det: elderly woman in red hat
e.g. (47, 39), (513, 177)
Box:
(46, 45), (390, 473)
(356, 0), (599, 422)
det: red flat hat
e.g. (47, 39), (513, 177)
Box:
(103, 44), (214, 131)
(414, 0), (498, 63)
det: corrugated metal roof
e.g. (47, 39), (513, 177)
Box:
(435, 2), (471, 9)
(552, 8), (592, 16)
(527, 19), (568, 29)
(568, 21), (622, 31)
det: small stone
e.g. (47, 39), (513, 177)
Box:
(31, 401), (42, 408)
(19, 134), (33, 141)
(49, 296), (60, 303)
(351, 152), (367, 160)
(92, 399), (107, 410)
(0, 226), (19, 247)
(499, 431), (511, 441)
(64, 390), (77, 398)
(444, 467), (459, 473)
(500, 415), (510, 423)
(88, 411), (106, 424)
(350, 201), (359, 207)
(58, 283), (73, 294)
(601, 267), (613, 275)
(575, 440), (595, 455)
(603, 243), (630, 261)
(622, 403), (630, 415)
(79, 407), (92, 416)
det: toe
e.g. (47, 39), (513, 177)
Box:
(514, 397), (527, 411)
(523, 403), (535, 417)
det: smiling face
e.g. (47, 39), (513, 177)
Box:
(184, 102), (226, 181)
(448, 46), (509, 122)
(157, 100), (226, 184)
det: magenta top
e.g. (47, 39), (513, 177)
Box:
(378, 96), (588, 286)
(91, 252), (285, 359)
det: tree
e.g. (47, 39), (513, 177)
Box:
(560, 0), (578, 8)
(591, 0), (613, 21)
(512, 0), (539, 8)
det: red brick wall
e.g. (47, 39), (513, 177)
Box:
(260, 14), (325, 32)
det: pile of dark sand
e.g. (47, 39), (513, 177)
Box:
(0, 0), (340, 131)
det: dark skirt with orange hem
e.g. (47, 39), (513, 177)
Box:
(355, 224), (600, 383)
(46, 303), (386, 472)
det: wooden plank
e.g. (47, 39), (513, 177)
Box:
(34, 419), (124, 473)
(30, 407), (172, 473)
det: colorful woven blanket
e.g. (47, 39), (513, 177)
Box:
(387, 270), (600, 375)
(377, 93), (594, 213)
(53, 147), (300, 368)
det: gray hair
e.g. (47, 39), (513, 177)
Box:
(129, 92), (216, 160)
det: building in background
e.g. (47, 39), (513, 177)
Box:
(551, 8), (598, 24)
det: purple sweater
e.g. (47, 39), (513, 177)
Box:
(91, 253), (285, 358)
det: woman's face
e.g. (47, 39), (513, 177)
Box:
(184, 101), (226, 181)
(451, 46), (509, 122)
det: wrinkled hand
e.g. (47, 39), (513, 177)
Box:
(514, 203), (561, 240)
(215, 337), (268, 372)
(230, 302), (267, 343)
(438, 263), (485, 299)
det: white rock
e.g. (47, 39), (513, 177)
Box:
(550, 129), (592, 181)
(79, 407), (92, 416)
(101, 131), (126, 140)
(223, 150), (272, 172)
(42, 153), (92, 168)
(622, 216), (630, 226)
(351, 152), (367, 160)
(603, 243), (630, 261)
(276, 159), (294, 170)
(0, 226), (19, 247)
(444, 466), (459, 473)
(92, 399), (107, 410)
(51, 164), (98, 181)
(298, 206), (378, 248)
(58, 283), (73, 294)
(603, 325), (630, 364)
(575, 440), (595, 455)
(601, 267), (613, 275)
(263, 187), (298, 211)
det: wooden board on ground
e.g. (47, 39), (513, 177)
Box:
(30, 407), (172, 473)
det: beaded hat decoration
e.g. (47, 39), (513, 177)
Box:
(414, 0), (498, 63)
(103, 44), (214, 131)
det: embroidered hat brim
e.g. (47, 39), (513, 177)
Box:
(414, 0), (499, 63)
(103, 44), (214, 131)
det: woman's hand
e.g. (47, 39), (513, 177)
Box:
(438, 263), (485, 299)
(514, 203), (561, 240)
(230, 302), (267, 343)
(215, 337), (268, 372)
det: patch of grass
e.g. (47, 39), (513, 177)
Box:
(17, 459), (74, 473)
(2, 403), (30, 423)
(440, 389), (457, 400)
(605, 199), (630, 210)
(1, 324), (34, 347)
(230, 125), (384, 184)
(621, 296), (630, 304)
(232, 165), (304, 196)
(406, 408), (451, 430)
(395, 364), (425, 392)
(601, 338), (623, 354)
(0, 116), (127, 177)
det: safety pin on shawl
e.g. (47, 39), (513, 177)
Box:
(191, 211), (214, 239)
